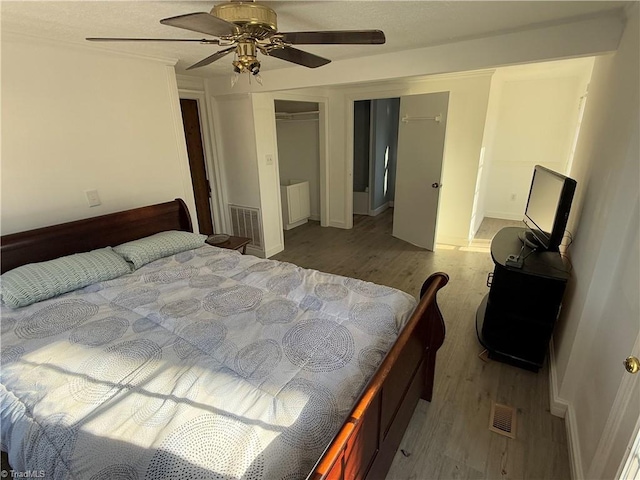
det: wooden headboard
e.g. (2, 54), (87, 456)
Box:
(1, 199), (192, 274)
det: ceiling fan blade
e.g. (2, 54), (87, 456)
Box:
(160, 12), (239, 37)
(279, 30), (386, 45)
(268, 46), (331, 68)
(87, 38), (218, 43)
(186, 46), (236, 70)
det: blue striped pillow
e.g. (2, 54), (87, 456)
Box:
(1, 247), (132, 308)
(113, 231), (207, 269)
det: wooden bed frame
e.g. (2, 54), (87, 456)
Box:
(0, 199), (448, 480)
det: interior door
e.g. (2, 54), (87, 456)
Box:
(180, 98), (214, 235)
(614, 333), (640, 479)
(589, 206), (640, 479)
(392, 92), (449, 250)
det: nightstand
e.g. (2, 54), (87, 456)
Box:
(206, 235), (251, 254)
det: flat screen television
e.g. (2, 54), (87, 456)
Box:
(522, 165), (577, 251)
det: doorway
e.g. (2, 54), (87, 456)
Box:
(179, 98), (214, 235)
(352, 92), (449, 251)
(353, 98), (400, 217)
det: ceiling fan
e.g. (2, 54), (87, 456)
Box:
(87, 0), (385, 78)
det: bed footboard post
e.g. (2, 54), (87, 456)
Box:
(419, 272), (448, 402)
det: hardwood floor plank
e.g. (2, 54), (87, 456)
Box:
(272, 210), (571, 480)
(485, 434), (527, 480)
(437, 455), (485, 480)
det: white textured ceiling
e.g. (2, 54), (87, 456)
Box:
(1, 1), (629, 77)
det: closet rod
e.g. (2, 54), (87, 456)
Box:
(276, 118), (319, 122)
(275, 110), (320, 119)
(401, 114), (442, 124)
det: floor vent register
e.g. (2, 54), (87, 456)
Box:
(489, 402), (517, 439)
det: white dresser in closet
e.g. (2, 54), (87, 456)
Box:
(280, 180), (311, 230)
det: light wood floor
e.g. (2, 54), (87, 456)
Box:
(272, 210), (570, 480)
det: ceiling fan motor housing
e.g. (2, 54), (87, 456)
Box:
(233, 41), (261, 74)
(211, 2), (277, 39)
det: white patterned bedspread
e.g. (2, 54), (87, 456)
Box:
(0, 245), (416, 480)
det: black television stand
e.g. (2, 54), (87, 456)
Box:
(476, 227), (570, 371)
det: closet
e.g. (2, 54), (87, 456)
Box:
(275, 100), (320, 230)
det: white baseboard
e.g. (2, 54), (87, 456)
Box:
(309, 213), (320, 222)
(549, 338), (582, 479)
(484, 211), (523, 221)
(246, 245), (265, 258)
(548, 338), (568, 418)
(565, 403), (584, 480)
(245, 241), (282, 258)
(283, 218), (308, 231)
(369, 202), (389, 217)
(329, 220), (348, 229)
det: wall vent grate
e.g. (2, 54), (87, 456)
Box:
(229, 205), (263, 249)
(489, 402), (517, 439)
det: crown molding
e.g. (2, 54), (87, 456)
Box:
(2, 30), (178, 66)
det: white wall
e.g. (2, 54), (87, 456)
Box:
(481, 59), (594, 221)
(550, 5), (639, 478)
(276, 118), (320, 220)
(211, 95), (261, 210)
(1, 34), (197, 235)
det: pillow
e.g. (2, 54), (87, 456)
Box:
(1, 247), (132, 309)
(113, 230), (207, 269)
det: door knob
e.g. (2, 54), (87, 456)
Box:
(624, 356), (640, 374)
(432, 183), (441, 188)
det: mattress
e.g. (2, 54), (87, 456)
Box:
(0, 245), (416, 479)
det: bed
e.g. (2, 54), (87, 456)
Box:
(0, 199), (447, 480)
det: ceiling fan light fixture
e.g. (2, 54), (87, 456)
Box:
(232, 40), (261, 75)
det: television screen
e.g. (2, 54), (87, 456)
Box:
(523, 165), (576, 251)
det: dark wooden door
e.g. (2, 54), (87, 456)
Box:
(180, 98), (214, 235)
